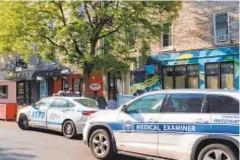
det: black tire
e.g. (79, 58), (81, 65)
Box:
(17, 114), (30, 130)
(62, 120), (76, 139)
(89, 129), (114, 160)
(197, 143), (236, 160)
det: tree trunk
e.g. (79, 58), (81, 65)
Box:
(90, 38), (98, 56)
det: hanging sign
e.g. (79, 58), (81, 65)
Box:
(89, 83), (101, 91)
(5, 71), (34, 81)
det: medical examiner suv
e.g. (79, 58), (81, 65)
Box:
(83, 89), (239, 160)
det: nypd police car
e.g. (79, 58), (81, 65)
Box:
(17, 96), (98, 139)
(83, 89), (239, 160)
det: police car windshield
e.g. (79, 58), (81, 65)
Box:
(74, 98), (98, 108)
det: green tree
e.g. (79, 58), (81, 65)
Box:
(0, 1), (181, 90)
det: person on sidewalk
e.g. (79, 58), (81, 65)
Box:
(107, 92), (118, 110)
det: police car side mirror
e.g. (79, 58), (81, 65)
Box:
(32, 103), (39, 109)
(122, 105), (128, 113)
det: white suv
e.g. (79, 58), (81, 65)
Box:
(83, 89), (239, 160)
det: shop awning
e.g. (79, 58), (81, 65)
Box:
(32, 68), (71, 78)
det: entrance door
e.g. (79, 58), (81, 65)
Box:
(115, 93), (167, 156)
(157, 93), (210, 159)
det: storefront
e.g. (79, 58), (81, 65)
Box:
(53, 74), (83, 95)
(131, 46), (239, 92)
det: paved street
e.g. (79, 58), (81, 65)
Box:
(0, 121), (139, 160)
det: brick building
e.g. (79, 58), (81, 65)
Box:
(131, 1), (239, 93)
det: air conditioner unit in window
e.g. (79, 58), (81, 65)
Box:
(217, 28), (228, 42)
(217, 35), (228, 42)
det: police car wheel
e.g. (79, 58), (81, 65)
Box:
(62, 120), (76, 139)
(18, 114), (30, 130)
(89, 129), (114, 159)
(197, 144), (236, 160)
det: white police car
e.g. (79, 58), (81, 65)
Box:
(17, 96), (98, 139)
(83, 89), (239, 160)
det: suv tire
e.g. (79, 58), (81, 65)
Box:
(197, 143), (236, 160)
(89, 129), (114, 159)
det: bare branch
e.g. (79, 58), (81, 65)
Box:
(98, 24), (121, 39)
(57, 1), (66, 25)
(38, 34), (68, 55)
(84, 3), (94, 29)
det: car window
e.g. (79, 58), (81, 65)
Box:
(127, 94), (166, 113)
(208, 95), (239, 113)
(161, 94), (204, 113)
(74, 99), (98, 108)
(36, 98), (55, 108)
(52, 99), (69, 108)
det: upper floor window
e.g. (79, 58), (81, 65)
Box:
(161, 23), (173, 48)
(213, 12), (230, 44)
(78, 3), (85, 17)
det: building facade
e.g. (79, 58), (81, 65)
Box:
(131, 1), (240, 93)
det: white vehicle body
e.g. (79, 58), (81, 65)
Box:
(17, 96), (98, 135)
(83, 89), (239, 160)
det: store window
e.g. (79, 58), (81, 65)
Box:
(221, 62), (234, 89)
(187, 64), (199, 88)
(205, 62), (234, 89)
(73, 77), (81, 92)
(17, 81), (31, 105)
(162, 64), (199, 89)
(175, 65), (186, 88)
(163, 66), (174, 89)
(0, 85), (8, 99)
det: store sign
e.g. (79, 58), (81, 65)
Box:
(5, 71), (33, 80)
(89, 83), (101, 91)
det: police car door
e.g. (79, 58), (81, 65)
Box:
(158, 93), (210, 159)
(29, 98), (55, 127)
(116, 93), (166, 156)
(47, 98), (70, 131)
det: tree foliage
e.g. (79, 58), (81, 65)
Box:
(0, 1), (181, 74)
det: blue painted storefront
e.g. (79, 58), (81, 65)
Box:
(131, 46), (239, 92)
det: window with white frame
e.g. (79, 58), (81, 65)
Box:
(213, 12), (229, 43)
(78, 3), (85, 17)
(161, 23), (172, 48)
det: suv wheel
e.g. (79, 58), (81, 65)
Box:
(197, 144), (236, 160)
(62, 120), (76, 139)
(18, 114), (30, 130)
(89, 129), (114, 159)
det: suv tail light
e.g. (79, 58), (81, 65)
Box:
(82, 111), (96, 116)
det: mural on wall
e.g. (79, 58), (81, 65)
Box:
(132, 46), (239, 91)
(130, 65), (161, 93)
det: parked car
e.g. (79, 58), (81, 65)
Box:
(17, 96), (98, 139)
(83, 89), (239, 160)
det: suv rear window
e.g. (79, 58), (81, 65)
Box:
(207, 95), (239, 113)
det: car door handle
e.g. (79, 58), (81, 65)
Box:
(146, 119), (158, 123)
(195, 119), (208, 124)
